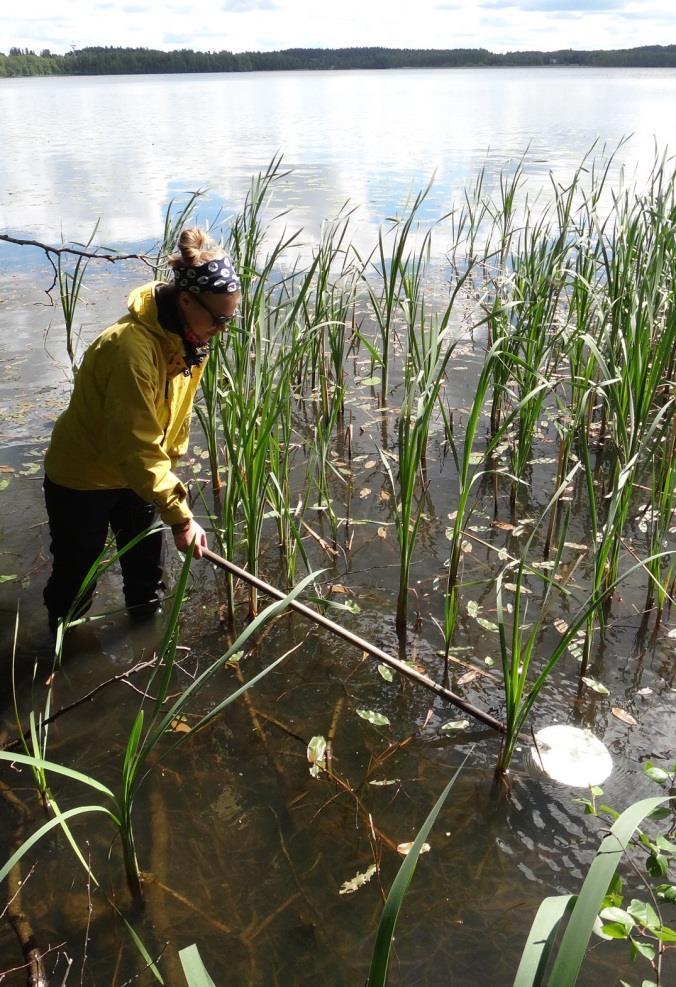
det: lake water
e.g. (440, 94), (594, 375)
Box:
(1, 67), (676, 255)
(0, 67), (675, 985)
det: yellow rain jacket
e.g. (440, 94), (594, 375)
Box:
(45, 282), (204, 526)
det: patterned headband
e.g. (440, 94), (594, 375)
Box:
(174, 255), (241, 295)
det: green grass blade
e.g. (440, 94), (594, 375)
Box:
(0, 805), (117, 884)
(47, 800), (162, 982)
(367, 749), (473, 987)
(124, 915), (165, 983)
(178, 944), (217, 987)
(513, 895), (575, 987)
(547, 796), (672, 987)
(0, 751), (115, 798)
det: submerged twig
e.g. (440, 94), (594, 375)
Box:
(0, 781), (49, 987)
(3, 658), (158, 753)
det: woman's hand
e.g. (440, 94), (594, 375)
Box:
(171, 519), (208, 558)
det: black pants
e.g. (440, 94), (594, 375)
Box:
(43, 476), (165, 621)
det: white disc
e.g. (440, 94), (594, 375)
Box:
(531, 725), (613, 787)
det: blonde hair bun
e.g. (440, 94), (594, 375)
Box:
(168, 227), (224, 269)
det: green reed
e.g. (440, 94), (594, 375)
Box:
(151, 190), (204, 283)
(573, 159), (676, 665)
(383, 287), (468, 634)
(494, 180), (580, 517)
(645, 419), (676, 621)
(194, 330), (225, 491)
(493, 479), (671, 774)
(55, 221), (100, 372)
(355, 182), (435, 406)
(195, 155), (310, 618)
(298, 208), (357, 416)
(440, 333), (551, 661)
(1, 550), (318, 914)
(220, 342), (299, 619)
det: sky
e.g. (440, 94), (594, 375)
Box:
(1, 0), (675, 56)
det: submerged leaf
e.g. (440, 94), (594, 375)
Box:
(377, 664), (394, 682)
(582, 677), (609, 696)
(441, 719), (470, 732)
(397, 842), (430, 856)
(476, 617), (499, 633)
(457, 670), (479, 686)
(307, 735), (327, 765)
(170, 717), (191, 734)
(339, 864), (377, 895)
(307, 735), (327, 778)
(612, 708), (638, 727)
(356, 708), (390, 727)
(504, 582), (532, 594)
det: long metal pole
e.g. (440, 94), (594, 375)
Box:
(202, 547), (506, 735)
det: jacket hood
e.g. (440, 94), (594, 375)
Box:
(127, 282), (163, 332)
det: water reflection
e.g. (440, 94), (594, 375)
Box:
(1, 67), (675, 258)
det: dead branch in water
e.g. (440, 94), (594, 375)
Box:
(0, 233), (155, 297)
(0, 781), (49, 986)
(2, 657), (159, 753)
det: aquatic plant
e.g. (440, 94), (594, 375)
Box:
(513, 792), (674, 987)
(495, 519), (673, 773)
(644, 422), (676, 622)
(298, 207), (357, 420)
(367, 751), (472, 987)
(179, 944), (217, 986)
(355, 182), (436, 406)
(56, 221), (100, 371)
(220, 341), (299, 618)
(194, 330), (226, 493)
(151, 189), (205, 283)
(382, 292), (467, 635)
(1, 551), (319, 912)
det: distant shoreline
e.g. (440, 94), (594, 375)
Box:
(1, 43), (675, 78)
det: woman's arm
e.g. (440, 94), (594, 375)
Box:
(102, 348), (207, 555)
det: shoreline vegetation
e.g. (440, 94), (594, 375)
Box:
(1, 42), (676, 77)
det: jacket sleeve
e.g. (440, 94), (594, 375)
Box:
(166, 412), (192, 463)
(102, 346), (193, 526)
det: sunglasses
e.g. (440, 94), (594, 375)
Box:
(192, 293), (237, 329)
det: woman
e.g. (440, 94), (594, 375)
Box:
(43, 228), (241, 630)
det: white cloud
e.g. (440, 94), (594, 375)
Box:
(0, 0), (674, 53)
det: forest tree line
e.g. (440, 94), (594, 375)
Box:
(1, 43), (676, 77)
